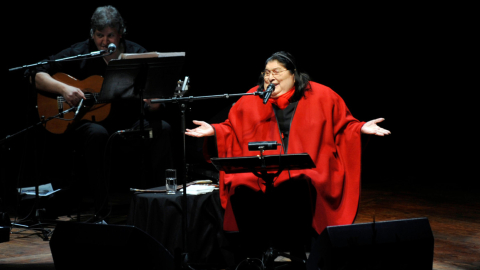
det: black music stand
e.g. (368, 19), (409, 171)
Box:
(98, 53), (185, 137)
(98, 52), (185, 102)
(211, 153), (315, 270)
(93, 53), (185, 218)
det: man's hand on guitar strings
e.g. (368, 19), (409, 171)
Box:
(62, 85), (86, 106)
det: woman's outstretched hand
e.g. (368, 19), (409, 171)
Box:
(361, 118), (391, 136)
(185, 120), (215, 137)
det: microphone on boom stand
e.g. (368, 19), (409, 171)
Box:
(263, 83), (275, 104)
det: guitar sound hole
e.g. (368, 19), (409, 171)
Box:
(84, 92), (95, 106)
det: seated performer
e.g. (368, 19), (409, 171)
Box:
(185, 51), (391, 266)
(28, 5), (173, 221)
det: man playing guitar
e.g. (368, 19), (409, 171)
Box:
(29, 5), (173, 222)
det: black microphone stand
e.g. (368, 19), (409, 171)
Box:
(1, 107), (79, 146)
(2, 105), (80, 240)
(150, 87), (265, 269)
(6, 51), (113, 239)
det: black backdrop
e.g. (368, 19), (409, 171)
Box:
(1, 2), (477, 209)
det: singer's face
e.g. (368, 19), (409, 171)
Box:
(263, 60), (295, 98)
(92, 27), (122, 52)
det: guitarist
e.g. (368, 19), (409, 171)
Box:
(28, 5), (173, 222)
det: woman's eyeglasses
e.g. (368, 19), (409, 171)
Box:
(261, 69), (288, 78)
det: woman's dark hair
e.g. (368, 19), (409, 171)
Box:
(90, 5), (126, 38)
(257, 51), (311, 102)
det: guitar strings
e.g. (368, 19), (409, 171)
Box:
(54, 93), (100, 120)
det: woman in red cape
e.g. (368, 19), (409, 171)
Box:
(186, 51), (390, 263)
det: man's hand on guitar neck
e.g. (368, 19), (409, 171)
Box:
(35, 72), (86, 107)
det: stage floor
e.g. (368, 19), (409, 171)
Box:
(0, 182), (478, 270)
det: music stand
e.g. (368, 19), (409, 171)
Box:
(98, 52), (185, 102)
(94, 53), (185, 218)
(211, 153), (314, 173)
(99, 52), (185, 138)
(211, 153), (315, 270)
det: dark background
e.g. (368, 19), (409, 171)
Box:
(1, 2), (477, 210)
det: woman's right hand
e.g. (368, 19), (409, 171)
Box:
(185, 120), (214, 137)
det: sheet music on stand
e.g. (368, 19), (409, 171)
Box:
(117, 51), (185, 60)
(98, 52), (185, 102)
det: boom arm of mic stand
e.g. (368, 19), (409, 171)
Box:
(149, 91), (263, 104)
(9, 51), (114, 72)
(1, 106), (77, 145)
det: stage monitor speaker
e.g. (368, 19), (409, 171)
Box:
(50, 221), (174, 270)
(307, 217), (434, 270)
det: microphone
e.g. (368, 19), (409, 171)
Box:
(88, 43), (116, 56)
(74, 99), (84, 120)
(263, 83), (275, 104)
(107, 43), (116, 53)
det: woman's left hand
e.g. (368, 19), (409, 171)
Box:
(361, 118), (391, 136)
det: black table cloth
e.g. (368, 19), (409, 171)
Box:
(127, 189), (232, 268)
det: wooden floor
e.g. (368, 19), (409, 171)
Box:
(0, 182), (479, 270)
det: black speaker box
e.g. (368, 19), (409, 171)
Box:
(307, 217), (434, 270)
(50, 222), (174, 270)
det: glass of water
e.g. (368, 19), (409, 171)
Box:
(165, 169), (177, 195)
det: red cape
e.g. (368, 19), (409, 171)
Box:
(209, 82), (364, 234)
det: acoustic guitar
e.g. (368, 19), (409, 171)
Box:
(36, 73), (111, 134)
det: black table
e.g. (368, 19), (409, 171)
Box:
(127, 188), (231, 268)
